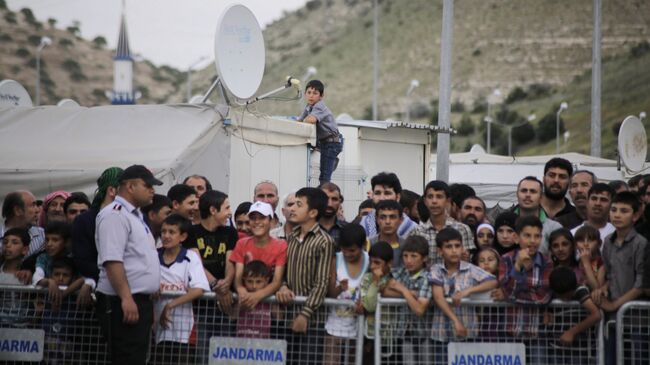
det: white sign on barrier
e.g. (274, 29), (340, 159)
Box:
(0, 328), (44, 361)
(209, 337), (286, 365)
(448, 342), (526, 365)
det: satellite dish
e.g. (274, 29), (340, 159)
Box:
(336, 113), (354, 122)
(214, 4), (265, 100)
(469, 144), (486, 154)
(189, 94), (205, 104)
(618, 115), (647, 172)
(57, 98), (80, 107)
(0, 79), (33, 107)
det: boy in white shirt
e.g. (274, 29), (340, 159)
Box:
(153, 214), (210, 364)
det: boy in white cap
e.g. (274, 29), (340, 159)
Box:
(230, 201), (287, 311)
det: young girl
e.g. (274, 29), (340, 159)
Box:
(475, 223), (495, 249)
(324, 224), (369, 365)
(549, 228), (584, 285)
(574, 225), (606, 292)
(473, 247), (500, 277)
(473, 247), (503, 341)
(493, 212), (518, 256)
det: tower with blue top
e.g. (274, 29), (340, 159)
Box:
(111, 5), (134, 105)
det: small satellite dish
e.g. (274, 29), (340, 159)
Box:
(618, 115), (647, 172)
(0, 79), (33, 107)
(214, 4), (265, 100)
(336, 113), (354, 122)
(57, 98), (80, 107)
(189, 94), (205, 104)
(469, 144), (486, 154)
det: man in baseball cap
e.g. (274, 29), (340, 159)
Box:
(118, 165), (163, 186)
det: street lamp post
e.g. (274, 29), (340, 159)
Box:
(503, 114), (536, 156)
(484, 116), (493, 153)
(485, 89), (501, 154)
(556, 102), (568, 154)
(297, 66), (317, 105)
(405, 79), (419, 123)
(186, 56), (207, 102)
(35, 36), (52, 106)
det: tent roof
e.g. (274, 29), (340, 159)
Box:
(0, 104), (220, 172)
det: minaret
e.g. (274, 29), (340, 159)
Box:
(111, 4), (135, 104)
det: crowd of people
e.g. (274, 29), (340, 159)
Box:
(1, 156), (650, 364)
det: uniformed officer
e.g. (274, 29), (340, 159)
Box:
(95, 165), (162, 364)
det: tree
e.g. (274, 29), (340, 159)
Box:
(456, 114), (475, 136)
(47, 18), (57, 28)
(505, 87), (527, 104)
(536, 112), (565, 143)
(511, 122), (535, 145)
(92, 36), (107, 49)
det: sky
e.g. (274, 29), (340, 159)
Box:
(6, 0), (308, 70)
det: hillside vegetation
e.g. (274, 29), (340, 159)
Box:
(183, 0), (649, 158)
(0, 3), (183, 106)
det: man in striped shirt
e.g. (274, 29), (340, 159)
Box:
(276, 187), (334, 362)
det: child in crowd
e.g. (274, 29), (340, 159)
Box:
(497, 216), (553, 337)
(368, 200), (404, 268)
(599, 192), (647, 365)
(473, 247), (500, 277)
(234, 201), (252, 240)
(1, 228), (31, 328)
(574, 225), (606, 292)
(549, 228), (584, 284)
(357, 241), (393, 365)
(42, 257), (79, 364)
(0, 228), (30, 285)
(384, 235), (433, 364)
(33, 222), (84, 305)
(475, 223), (495, 249)
(430, 228), (497, 363)
(297, 79), (343, 184)
(235, 260), (276, 339)
(599, 192), (647, 312)
(549, 267), (601, 348)
(472, 247), (503, 340)
(153, 214), (210, 365)
(493, 212), (518, 256)
(325, 225), (369, 365)
(231, 202), (286, 312)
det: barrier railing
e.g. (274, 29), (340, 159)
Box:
(374, 297), (605, 365)
(4, 284), (647, 365)
(615, 300), (650, 365)
(0, 285), (364, 365)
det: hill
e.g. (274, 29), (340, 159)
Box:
(0, 4), (183, 106)
(185, 0), (650, 118)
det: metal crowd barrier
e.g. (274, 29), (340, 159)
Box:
(375, 297), (605, 365)
(0, 284), (364, 365)
(615, 300), (650, 365)
(5, 284), (647, 365)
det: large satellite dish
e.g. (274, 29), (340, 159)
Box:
(214, 4), (265, 100)
(618, 115), (647, 172)
(0, 79), (33, 107)
(57, 98), (80, 107)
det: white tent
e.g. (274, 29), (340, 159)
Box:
(430, 150), (632, 207)
(0, 104), (231, 199)
(0, 104), (314, 206)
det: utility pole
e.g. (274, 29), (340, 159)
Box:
(435, 0), (454, 182)
(590, 0), (602, 157)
